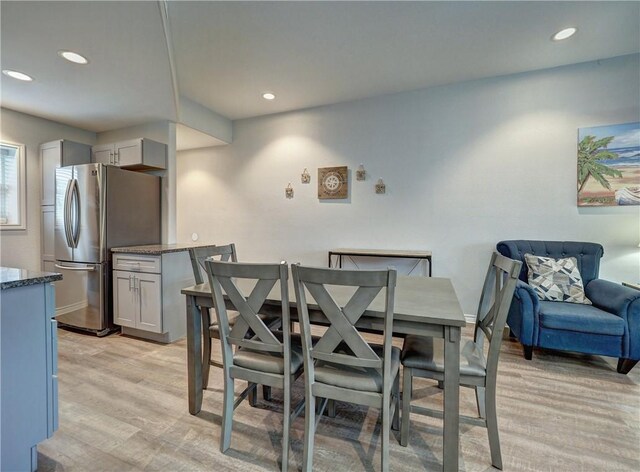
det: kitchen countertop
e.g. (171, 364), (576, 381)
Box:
(0, 266), (62, 290)
(111, 243), (218, 255)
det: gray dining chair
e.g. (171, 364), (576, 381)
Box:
(205, 259), (303, 471)
(400, 252), (521, 469)
(189, 244), (279, 402)
(291, 264), (400, 472)
(188, 244), (238, 386)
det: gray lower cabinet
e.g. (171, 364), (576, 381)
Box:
(113, 269), (162, 333)
(1, 282), (58, 472)
(113, 252), (192, 343)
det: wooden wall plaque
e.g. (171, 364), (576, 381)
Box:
(318, 166), (348, 199)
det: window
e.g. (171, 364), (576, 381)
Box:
(0, 142), (26, 230)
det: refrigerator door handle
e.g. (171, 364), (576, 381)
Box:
(70, 179), (81, 248)
(54, 263), (96, 272)
(63, 179), (74, 248)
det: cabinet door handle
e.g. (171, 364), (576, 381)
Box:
(115, 151), (119, 165)
(128, 274), (133, 291)
(134, 276), (138, 291)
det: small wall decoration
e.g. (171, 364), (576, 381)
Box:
(356, 163), (366, 181)
(578, 122), (640, 206)
(285, 183), (294, 199)
(301, 168), (311, 184)
(375, 178), (386, 194)
(318, 166), (348, 199)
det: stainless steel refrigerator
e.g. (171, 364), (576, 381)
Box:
(55, 163), (161, 336)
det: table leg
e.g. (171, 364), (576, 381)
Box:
(187, 294), (203, 415)
(443, 326), (460, 471)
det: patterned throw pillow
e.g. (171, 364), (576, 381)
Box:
(524, 254), (592, 305)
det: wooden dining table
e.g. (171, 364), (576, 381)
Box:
(182, 275), (466, 470)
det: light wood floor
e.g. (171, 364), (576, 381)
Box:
(38, 327), (640, 471)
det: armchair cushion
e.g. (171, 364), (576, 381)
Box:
(538, 301), (625, 336)
(524, 254), (591, 305)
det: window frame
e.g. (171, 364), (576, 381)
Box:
(0, 141), (27, 231)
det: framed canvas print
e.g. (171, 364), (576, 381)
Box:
(578, 122), (640, 206)
(318, 166), (348, 199)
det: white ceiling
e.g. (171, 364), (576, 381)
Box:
(1, 1), (638, 133)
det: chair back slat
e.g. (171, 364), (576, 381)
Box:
(305, 282), (380, 362)
(205, 260), (289, 360)
(292, 264), (397, 390)
(189, 243), (238, 285)
(216, 268), (282, 348)
(312, 350), (382, 369)
(229, 337), (284, 354)
(473, 252), (521, 379)
(295, 265), (390, 287)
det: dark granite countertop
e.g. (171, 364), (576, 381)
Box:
(111, 243), (218, 255)
(0, 266), (62, 290)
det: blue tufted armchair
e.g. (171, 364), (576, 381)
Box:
(496, 240), (640, 374)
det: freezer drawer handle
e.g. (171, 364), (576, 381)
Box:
(54, 264), (96, 272)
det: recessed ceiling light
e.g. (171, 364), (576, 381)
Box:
(58, 50), (89, 64)
(552, 27), (577, 41)
(2, 69), (33, 81)
(262, 92), (276, 100)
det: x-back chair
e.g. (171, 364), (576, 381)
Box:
(400, 252), (521, 469)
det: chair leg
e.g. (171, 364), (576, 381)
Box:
(220, 374), (234, 452)
(617, 358), (638, 374)
(475, 386), (486, 419)
(382, 386), (391, 472)
(392, 374), (400, 431)
(302, 394), (316, 472)
(248, 382), (258, 407)
(281, 382), (291, 471)
(327, 399), (336, 418)
(201, 307), (212, 389)
(400, 367), (412, 447)
(523, 345), (533, 360)
(485, 383), (502, 470)
(263, 385), (272, 401)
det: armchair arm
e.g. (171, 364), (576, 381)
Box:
(507, 280), (540, 346)
(586, 279), (640, 360)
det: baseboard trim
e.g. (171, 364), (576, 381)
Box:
(56, 300), (88, 316)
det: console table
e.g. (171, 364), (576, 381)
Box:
(328, 248), (432, 276)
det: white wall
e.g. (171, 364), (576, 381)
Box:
(177, 55), (640, 314)
(0, 108), (96, 271)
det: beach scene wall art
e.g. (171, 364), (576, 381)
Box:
(577, 122), (640, 206)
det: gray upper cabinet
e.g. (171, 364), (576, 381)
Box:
(40, 140), (91, 206)
(91, 143), (113, 165)
(91, 138), (167, 170)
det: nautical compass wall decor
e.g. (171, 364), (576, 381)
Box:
(318, 166), (348, 199)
